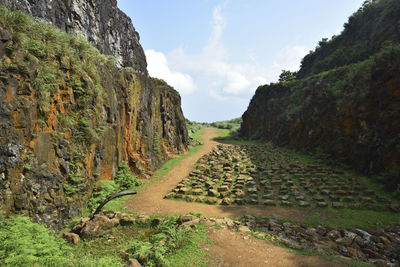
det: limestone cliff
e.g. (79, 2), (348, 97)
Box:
(241, 0), (400, 187)
(0, 7), (188, 228)
(0, 0), (147, 72)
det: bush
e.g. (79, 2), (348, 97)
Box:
(0, 215), (72, 266)
(128, 217), (191, 266)
(88, 180), (119, 210)
(114, 161), (142, 190)
(88, 162), (142, 210)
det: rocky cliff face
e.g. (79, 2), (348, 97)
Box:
(241, 45), (400, 186)
(241, 0), (400, 187)
(0, 0), (147, 72)
(0, 7), (188, 228)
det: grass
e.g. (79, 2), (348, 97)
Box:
(304, 208), (400, 229)
(68, 217), (213, 267)
(213, 224), (223, 230)
(166, 224), (212, 266)
(70, 225), (157, 266)
(214, 129), (264, 145)
(191, 127), (205, 142)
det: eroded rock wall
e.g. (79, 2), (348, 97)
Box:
(0, 59), (187, 227)
(0, 7), (188, 228)
(0, 0), (147, 72)
(241, 48), (400, 185)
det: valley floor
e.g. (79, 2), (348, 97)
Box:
(125, 128), (349, 266)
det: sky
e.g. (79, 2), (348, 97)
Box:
(117, 0), (365, 123)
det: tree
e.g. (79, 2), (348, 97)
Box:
(279, 70), (296, 82)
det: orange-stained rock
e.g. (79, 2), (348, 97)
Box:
(0, 10), (188, 230)
(62, 232), (80, 244)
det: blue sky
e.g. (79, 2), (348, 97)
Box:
(117, 0), (365, 122)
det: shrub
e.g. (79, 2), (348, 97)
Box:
(128, 217), (191, 266)
(0, 215), (72, 266)
(114, 161), (142, 190)
(88, 180), (119, 210)
(88, 162), (142, 210)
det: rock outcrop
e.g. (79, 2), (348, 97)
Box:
(0, 7), (188, 228)
(0, 0), (147, 72)
(240, 0), (400, 186)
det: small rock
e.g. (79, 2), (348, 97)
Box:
(360, 197), (372, 202)
(218, 185), (229, 192)
(221, 198), (233, 205)
(298, 201), (310, 207)
(208, 189), (219, 197)
(62, 232), (80, 244)
(327, 230), (341, 240)
(178, 214), (199, 223)
(268, 219), (282, 232)
(271, 179), (282, 185)
(191, 188), (203, 195)
(279, 195), (289, 200)
(127, 258), (142, 267)
(281, 201), (294, 206)
(335, 237), (353, 246)
(379, 236), (391, 245)
(238, 226), (251, 233)
(264, 200), (276, 206)
(332, 202), (344, 208)
(389, 204), (400, 213)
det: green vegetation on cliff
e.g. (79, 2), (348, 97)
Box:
(241, 0), (400, 187)
(0, 7), (188, 227)
(297, 0), (400, 78)
(88, 162), (142, 211)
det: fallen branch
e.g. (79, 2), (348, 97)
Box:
(88, 190), (137, 220)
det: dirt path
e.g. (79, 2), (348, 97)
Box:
(126, 127), (322, 222)
(204, 227), (343, 267)
(126, 128), (345, 266)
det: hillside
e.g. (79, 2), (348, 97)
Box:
(0, 6), (188, 227)
(241, 0), (400, 187)
(0, 0), (148, 72)
(297, 0), (400, 78)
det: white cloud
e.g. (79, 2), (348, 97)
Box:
(146, 1), (307, 102)
(145, 49), (196, 95)
(274, 45), (308, 71)
(204, 0), (228, 58)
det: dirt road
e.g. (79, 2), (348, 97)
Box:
(126, 128), (345, 266)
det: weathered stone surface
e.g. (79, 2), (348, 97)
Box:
(240, 4), (400, 184)
(208, 189), (219, 197)
(221, 197), (233, 205)
(62, 232), (80, 244)
(332, 202), (344, 208)
(0, 0), (147, 72)
(127, 258), (142, 267)
(0, 5), (188, 230)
